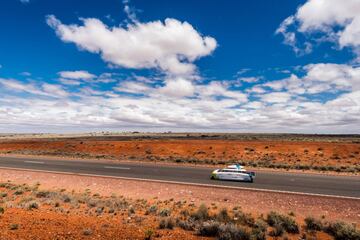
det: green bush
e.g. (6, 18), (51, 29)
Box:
(0, 192), (7, 197)
(216, 208), (230, 222)
(27, 201), (39, 210)
(266, 211), (299, 234)
(325, 221), (360, 240)
(197, 220), (221, 237)
(35, 191), (51, 198)
(62, 195), (72, 203)
(304, 217), (323, 231)
(180, 209), (190, 217)
(191, 203), (209, 221)
(146, 205), (158, 215)
(218, 224), (250, 240)
(251, 228), (266, 240)
(234, 211), (255, 226)
(159, 208), (171, 217)
(177, 220), (195, 231)
(144, 228), (154, 240)
(251, 219), (268, 240)
(128, 205), (135, 215)
(14, 190), (24, 195)
(159, 217), (175, 229)
(254, 219), (267, 231)
(269, 223), (284, 237)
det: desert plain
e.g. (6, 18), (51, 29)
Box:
(0, 133), (359, 240)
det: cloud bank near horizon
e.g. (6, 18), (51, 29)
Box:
(0, 0), (359, 133)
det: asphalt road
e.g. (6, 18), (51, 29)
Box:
(0, 156), (359, 198)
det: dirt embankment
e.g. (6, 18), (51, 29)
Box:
(0, 138), (359, 173)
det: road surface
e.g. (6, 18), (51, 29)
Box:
(0, 156), (359, 198)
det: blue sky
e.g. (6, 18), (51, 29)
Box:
(0, 0), (359, 133)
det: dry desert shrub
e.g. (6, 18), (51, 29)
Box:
(304, 216), (323, 231)
(9, 223), (19, 230)
(216, 208), (231, 222)
(266, 211), (299, 234)
(82, 228), (93, 236)
(145, 204), (158, 215)
(234, 210), (255, 226)
(158, 208), (171, 217)
(144, 228), (154, 240)
(191, 203), (209, 221)
(218, 224), (251, 240)
(26, 201), (39, 210)
(0, 206), (4, 214)
(197, 220), (221, 237)
(159, 217), (175, 229)
(325, 221), (360, 240)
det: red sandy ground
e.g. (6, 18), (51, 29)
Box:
(0, 169), (358, 224)
(0, 208), (209, 240)
(0, 209), (333, 240)
(0, 139), (359, 169)
(0, 169), (357, 239)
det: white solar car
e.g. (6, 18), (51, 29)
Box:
(210, 164), (255, 182)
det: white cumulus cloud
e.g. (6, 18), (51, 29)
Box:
(158, 77), (195, 98)
(1, 65), (360, 133)
(276, 0), (360, 58)
(47, 15), (217, 76)
(58, 70), (96, 80)
(261, 63), (360, 95)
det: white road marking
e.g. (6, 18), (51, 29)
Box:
(24, 161), (45, 164)
(0, 166), (358, 200)
(104, 166), (130, 170)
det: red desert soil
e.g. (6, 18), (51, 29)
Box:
(0, 169), (358, 224)
(0, 208), (208, 240)
(0, 203), (333, 240)
(0, 139), (359, 171)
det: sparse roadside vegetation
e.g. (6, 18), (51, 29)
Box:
(325, 221), (360, 240)
(266, 211), (299, 234)
(0, 181), (358, 239)
(303, 216), (360, 240)
(304, 216), (323, 231)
